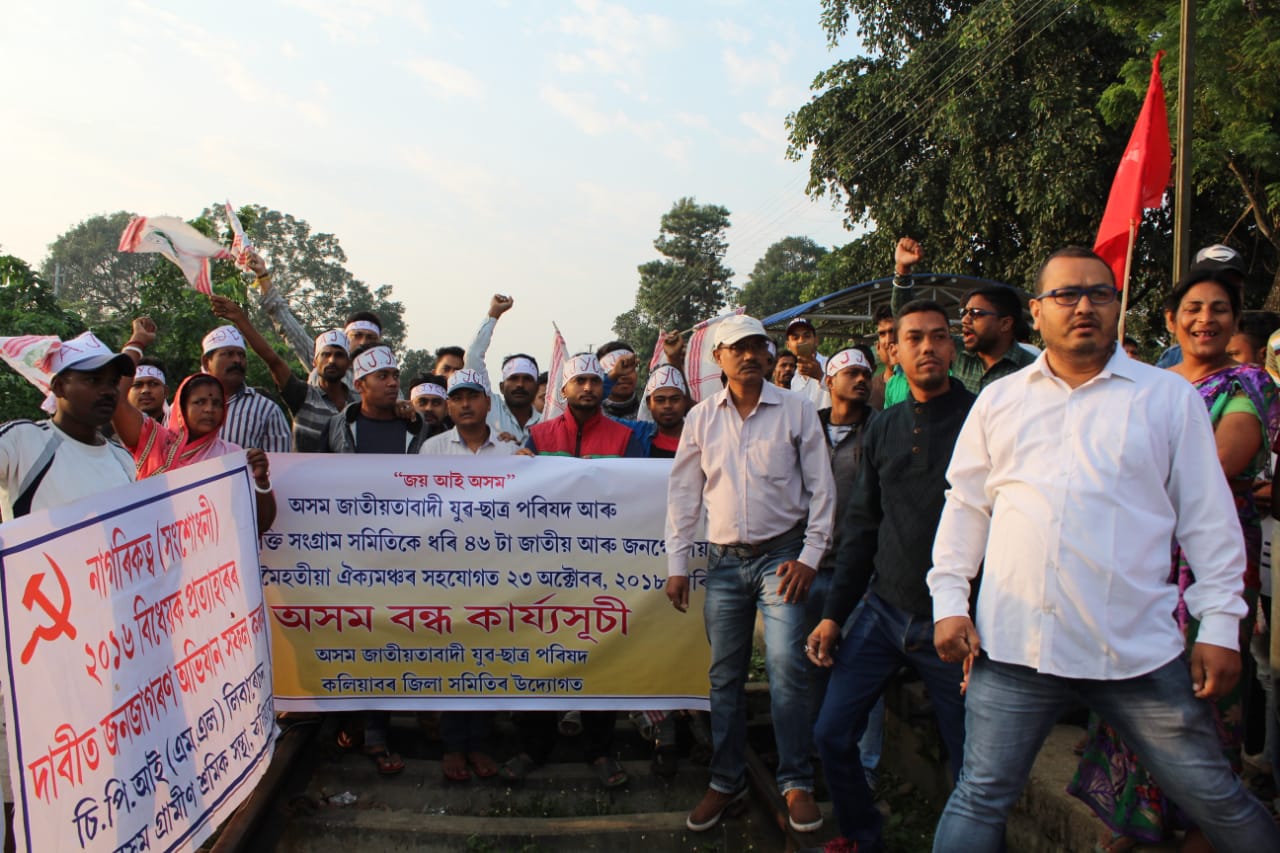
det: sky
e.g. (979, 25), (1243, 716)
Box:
(0, 0), (861, 364)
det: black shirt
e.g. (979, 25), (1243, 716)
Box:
(822, 381), (975, 623)
(353, 413), (409, 454)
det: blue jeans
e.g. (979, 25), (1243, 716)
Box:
(814, 593), (966, 842)
(933, 655), (1280, 852)
(804, 590), (886, 779)
(704, 538), (814, 795)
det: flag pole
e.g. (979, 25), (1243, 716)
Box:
(1117, 218), (1137, 342)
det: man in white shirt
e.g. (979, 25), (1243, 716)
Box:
(665, 314), (836, 835)
(786, 317), (830, 409)
(463, 295), (542, 444)
(419, 370), (522, 457)
(926, 246), (1280, 851)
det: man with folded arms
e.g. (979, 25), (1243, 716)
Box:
(665, 314), (836, 834)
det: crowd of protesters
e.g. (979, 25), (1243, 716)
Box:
(2, 236), (1280, 852)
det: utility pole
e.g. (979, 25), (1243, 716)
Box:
(1172, 0), (1195, 283)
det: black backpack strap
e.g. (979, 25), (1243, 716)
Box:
(13, 430), (64, 518)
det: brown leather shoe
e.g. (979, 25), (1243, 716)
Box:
(686, 786), (748, 831)
(785, 788), (823, 833)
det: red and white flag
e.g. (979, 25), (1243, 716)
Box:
(0, 335), (62, 413)
(543, 325), (569, 420)
(1094, 51), (1171, 290)
(684, 308), (745, 403)
(118, 215), (233, 295)
(224, 200), (255, 272)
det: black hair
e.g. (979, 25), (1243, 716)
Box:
(1035, 246), (1113, 292)
(536, 371), (549, 387)
(135, 356), (167, 380)
(408, 373), (447, 389)
(894, 299), (950, 332)
(595, 341), (633, 359)
(1236, 312), (1276, 351)
(962, 286), (1024, 320)
(1163, 268), (1243, 319)
(1123, 336), (1140, 348)
(345, 310), (382, 329)
(854, 344), (876, 366)
(775, 348), (797, 363)
(179, 373), (223, 411)
(350, 343), (383, 360)
(873, 304), (895, 324)
(434, 345), (465, 361)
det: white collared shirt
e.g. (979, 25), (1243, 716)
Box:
(419, 425), (520, 456)
(928, 347), (1249, 679)
(665, 380), (835, 576)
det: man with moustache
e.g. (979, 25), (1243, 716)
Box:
(927, 247), (1280, 851)
(665, 315), (835, 834)
(419, 369), (520, 457)
(806, 303), (973, 852)
(199, 325), (291, 453)
(211, 295), (358, 453)
(463, 295), (542, 444)
(407, 374), (449, 431)
(773, 349), (798, 390)
(127, 357), (168, 422)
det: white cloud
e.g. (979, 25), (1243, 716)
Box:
(540, 86), (611, 135)
(715, 20), (752, 45)
(553, 52), (587, 73)
(280, 40), (298, 59)
(676, 111), (711, 130)
(399, 146), (499, 215)
(404, 57), (484, 100)
(723, 47), (781, 88)
(280, 0), (431, 42)
(739, 111), (787, 150)
(554, 0), (676, 76)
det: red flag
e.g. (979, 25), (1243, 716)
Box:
(1093, 51), (1171, 290)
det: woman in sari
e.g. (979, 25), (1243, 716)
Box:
(1069, 268), (1279, 852)
(113, 349), (276, 531)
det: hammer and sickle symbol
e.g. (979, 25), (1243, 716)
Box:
(19, 553), (76, 665)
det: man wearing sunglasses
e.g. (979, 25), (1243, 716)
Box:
(891, 237), (1035, 394)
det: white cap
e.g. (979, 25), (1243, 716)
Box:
(447, 368), (489, 396)
(314, 329), (349, 357)
(352, 345), (397, 380)
(644, 364), (687, 397)
(825, 347), (873, 377)
(46, 332), (136, 377)
(712, 315), (768, 348)
(201, 326), (245, 356)
(561, 354), (604, 388)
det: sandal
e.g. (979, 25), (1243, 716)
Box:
(363, 746), (405, 776)
(469, 751), (499, 779)
(591, 755), (628, 789)
(336, 729), (359, 750)
(499, 753), (537, 783)
(443, 751), (471, 782)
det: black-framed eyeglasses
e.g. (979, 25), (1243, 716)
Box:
(1032, 285), (1118, 306)
(958, 307), (1000, 320)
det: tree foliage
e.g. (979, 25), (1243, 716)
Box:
(0, 255), (86, 419)
(738, 236), (829, 319)
(613, 198), (734, 356)
(40, 212), (159, 323)
(796, 0), (1280, 336)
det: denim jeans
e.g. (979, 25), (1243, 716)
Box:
(814, 593), (966, 842)
(704, 538), (813, 795)
(933, 654), (1280, 852)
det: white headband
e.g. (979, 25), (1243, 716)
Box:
(562, 354), (604, 387)
(502, 357), (538, 381)
(344, 319), (381, 338)
(644, 364), (687, 397)
(133, 365), (166, 385)
(202, 326), (245, 355)
(825, 347), (873, 377)
(353, 345), (397, 380)
(315, 329), (349, 357)
(411, 382), (446, 400)
(599, 349), (634, 372)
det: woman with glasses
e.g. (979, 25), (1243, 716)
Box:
(1069, 268), (1279, 853)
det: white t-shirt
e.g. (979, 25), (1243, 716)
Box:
(0, 420), (135, 522)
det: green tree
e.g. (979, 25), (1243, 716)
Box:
(0, 254), (87, 420)
(614, 198), (734, 355)
(41, 212), (159, 322)
(739, 236), (829, 318)
(398, 347), (439, 394)
(202, 204), (408, 352)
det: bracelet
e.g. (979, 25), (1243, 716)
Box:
(125, 339), (148, 350)
(253, 478), (273, 494)
(122, 345), (144, 358)
(255, 272), (272, 281)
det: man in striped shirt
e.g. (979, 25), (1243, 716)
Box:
(200, 325), (291, 452)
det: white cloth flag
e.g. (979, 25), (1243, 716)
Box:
(118, 215), (232, 295)
(0, 335), (61, 413)
(684, 308), (745, 402)
(224, 200), (255, 272)
(543, 325), (569, 421)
